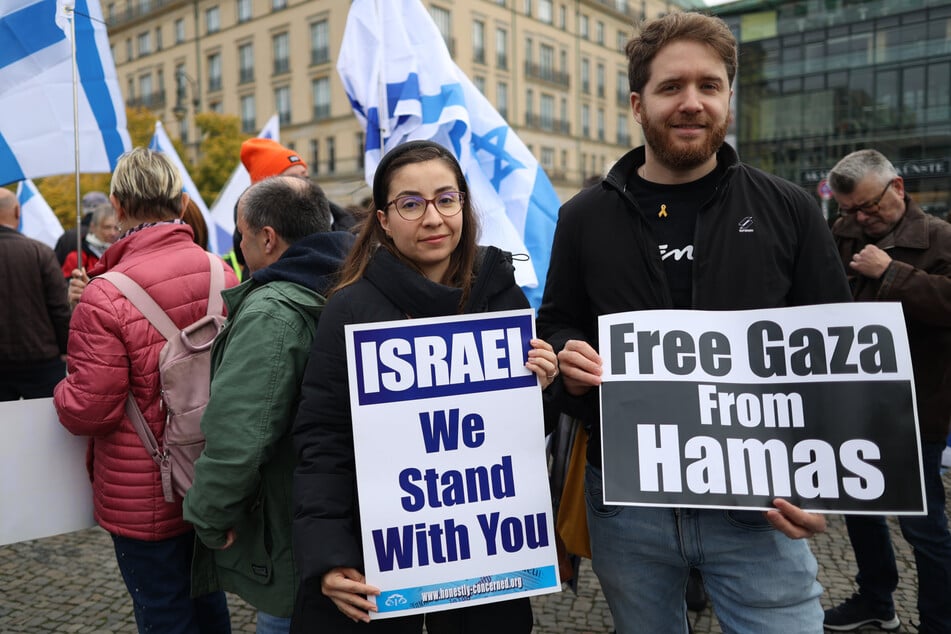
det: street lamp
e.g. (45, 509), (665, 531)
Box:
(173, 68), (200, 123)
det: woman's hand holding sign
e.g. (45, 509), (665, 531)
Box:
(526, 338), (560, 390)
(321, 567), (380, 623)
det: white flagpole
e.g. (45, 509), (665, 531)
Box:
(66, 1), (83, 270)
(375, 0), (389, 152)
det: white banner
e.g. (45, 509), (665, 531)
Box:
(347, 309), (560, 618)
(0, 398), (95, 546)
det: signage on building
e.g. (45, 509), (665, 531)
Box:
(802, 159), (948, 184)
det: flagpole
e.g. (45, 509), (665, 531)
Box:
(375, 0), (388, 154)
(67, 1), (83, 271)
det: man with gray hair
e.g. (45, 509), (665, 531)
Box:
(183, 175), (354, 632)
(824, 148), (951, 633)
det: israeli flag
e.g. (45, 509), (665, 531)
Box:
(148, 121), (222, 254)
(338, 0), (560, 308)
(16, 178), (64, 248)
(0, 0), (131, 186)
(208, 114), (280, 251)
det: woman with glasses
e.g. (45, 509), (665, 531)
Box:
(290, 140), (557, 633)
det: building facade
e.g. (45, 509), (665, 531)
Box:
(105, 0), (685, 205)
(713, 0), (951, 218)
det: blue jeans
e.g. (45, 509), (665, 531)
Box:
(111, 531), (231, 634)
(584, 464), (823, 634)
(257, 610), (291, 634)
(845, 441), (951, 634)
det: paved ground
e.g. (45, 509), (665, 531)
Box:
(2, 472), (946, 633)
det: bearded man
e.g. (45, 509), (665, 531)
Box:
(536, 12), (851, 634)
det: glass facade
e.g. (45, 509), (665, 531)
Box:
(716, 0), (951, 217)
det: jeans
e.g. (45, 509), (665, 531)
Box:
(111, 531), (231, 634)
(845, 441), (951, 634)
(584, 464), (823, 634)
(0, 358), (65, 401)
(257, 611), (291, 634)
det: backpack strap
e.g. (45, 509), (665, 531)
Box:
(205, 251), (225, 318)
(98, 271), (179, 341)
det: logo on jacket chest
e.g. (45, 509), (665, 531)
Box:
(658, 243), (694, 262)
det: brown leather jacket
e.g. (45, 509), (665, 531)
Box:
(833, 198), (951, 443)
(0, 226), (70, 368)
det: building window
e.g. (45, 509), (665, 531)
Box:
(559, 4), (566, 29)
(596, 20), (604, 45)
(525, 37), (533, 65)
(540, 43), (553, 77)
(523, 0), (531, 16)
(581, 58), (590, 93)
(240, 95), (255, 132)
(525, 88), (534, 121)
(475, 76), (486, 94)
(327, 136), (336, 173)
(205, 6), (219, 34)
(616, 113), (630, 146)
(272, 0), (286, 10)
(617, 70), (628, 105)
(473, 21), (485, 64)
(310, 139), (319, 175)
(209, 101), (223, 113)
(138, 73), (153, 105)
(236, 0), (251, 23)
(430, 6), (451, 52)
(579, 14), (588, 39)
(617, 29), (627, 51)
(597, 108), (605, 141)
(312, 77), (330, 120)
(125, 38), (133, 61)
(540, 93), (554, 130)
(207, 53), (222, 92)
(137, 31), (151, 56)
(497, 81), (508, 119)
(541, 147), (554, 170)
(495, 28), (508, 69)
(238, 43), (254, 83)
(311, 20), (329, 65)
(127, 76), (134, 101)
(597, 63), (605, 98)
(275, 86), (291, 125)
(272, 32), (290, 75)
(154, 27), (162, 51)
(174, 18), (185, 44)
(539, 0), (552, 23)
(581, 104), (590, 137)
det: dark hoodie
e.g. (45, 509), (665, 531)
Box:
(251, 230), (355, 293)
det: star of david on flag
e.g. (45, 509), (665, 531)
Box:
(338, 0), (560, 308)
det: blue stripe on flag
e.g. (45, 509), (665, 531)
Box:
(74, 0), (125, 170)
(18, 181), (36, 205)
(0, 133), (25, 185)
(520, 166), (561, 308)
(0, 0), (66, 70)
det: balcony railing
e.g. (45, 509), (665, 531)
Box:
(313, 104), (331, 120)
(208, 77), (222, 92)
(496, 54), (508, 70)
(524, 113), (570, 134)
(311, 47), (330, 65)
(107, 0), (181, 27)
(523, 62), (570, 88)
(239, 68), (254, 84)
(126, 90), (166, 109)
(273, 59), (290, 75)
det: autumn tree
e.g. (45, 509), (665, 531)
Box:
(192, 112), (247, 206)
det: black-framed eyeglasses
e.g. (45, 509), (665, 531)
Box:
(385, 191), (465, 221)
(839, 180), (894, 216)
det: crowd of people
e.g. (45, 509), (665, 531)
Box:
(2, 10), (950, 634)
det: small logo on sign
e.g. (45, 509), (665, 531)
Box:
(738, 216), (754, 233)
(385, 594), (408, 607)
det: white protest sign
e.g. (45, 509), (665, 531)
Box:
(347, 309), (560, 618)
(0, 398), (95, 545)
(598, 302), (925, 515)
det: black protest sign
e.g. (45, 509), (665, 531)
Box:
(597, 303), (925, 514)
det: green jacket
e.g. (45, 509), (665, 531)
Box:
(183, 277), (324, 616)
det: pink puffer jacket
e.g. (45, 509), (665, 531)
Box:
(54, 223), (238, 541)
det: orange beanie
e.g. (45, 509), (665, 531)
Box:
(240, 138), (307, 183)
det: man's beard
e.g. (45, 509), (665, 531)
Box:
(641, 111), (728, 172)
